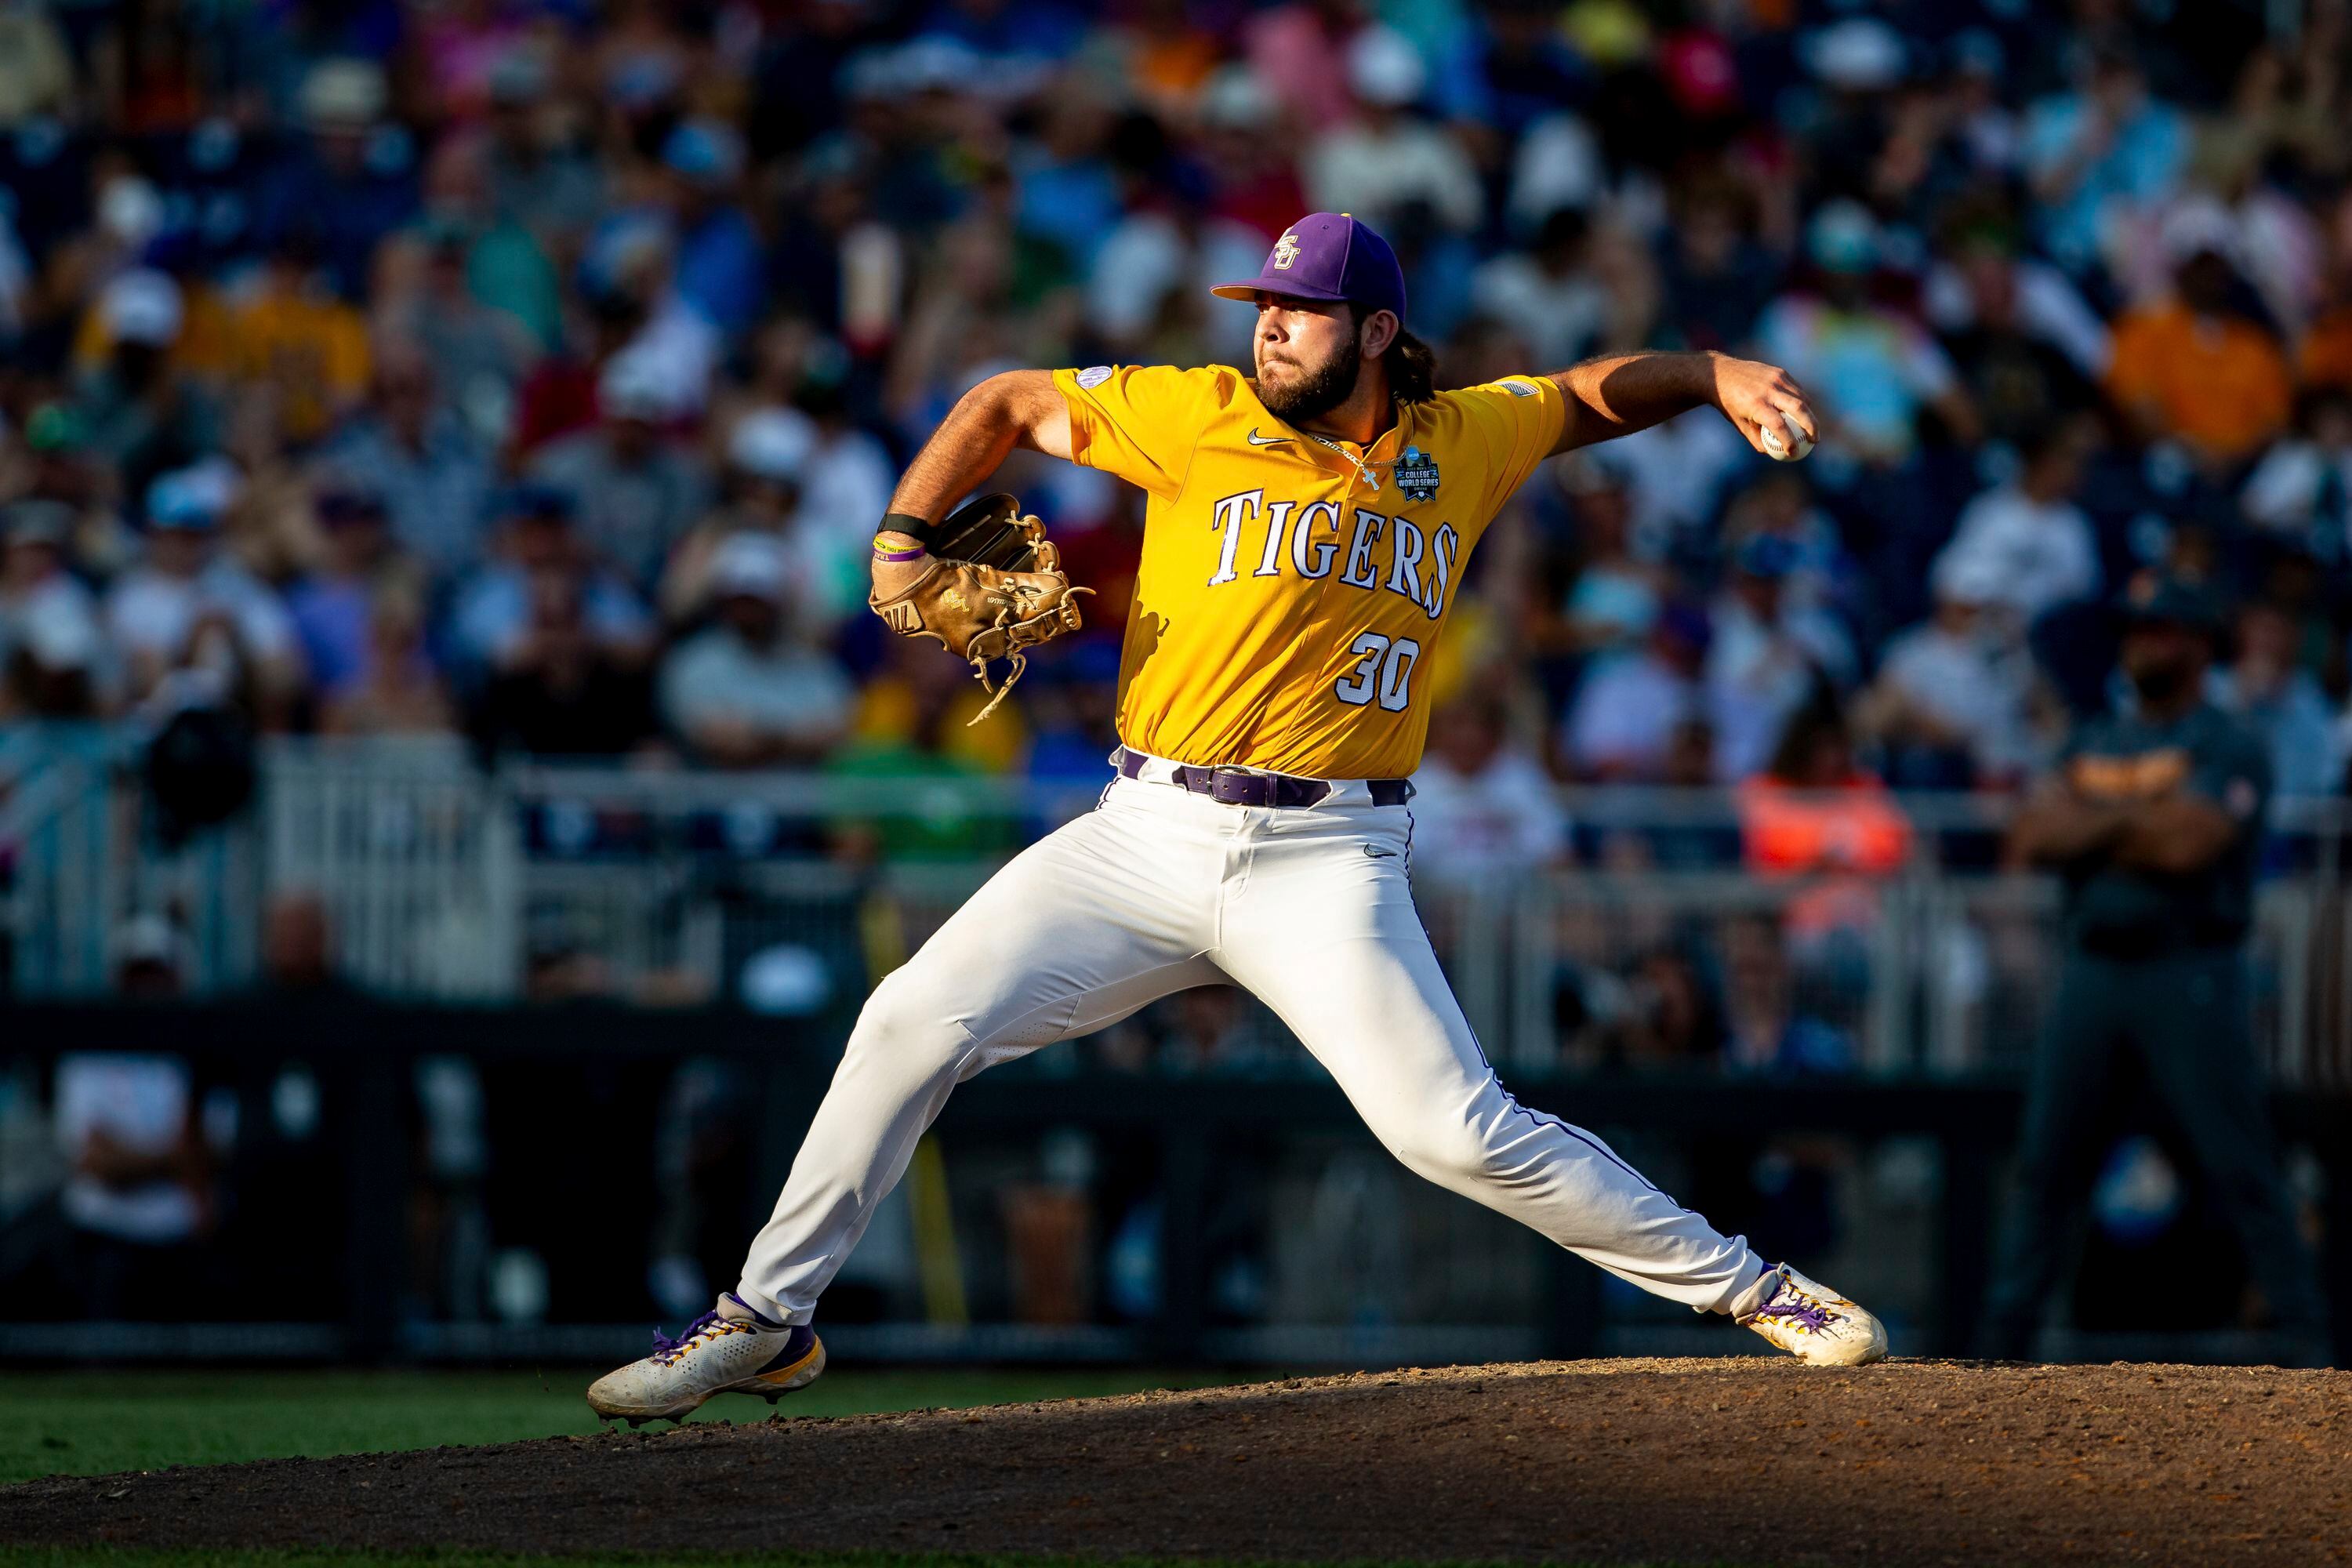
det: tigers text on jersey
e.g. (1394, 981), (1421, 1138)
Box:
(1052, 363), (1566, 779)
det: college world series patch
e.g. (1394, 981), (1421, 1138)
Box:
(1395, 445), (1440, 503)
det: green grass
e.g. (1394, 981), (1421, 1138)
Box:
(0, 1368), (1249, 1487)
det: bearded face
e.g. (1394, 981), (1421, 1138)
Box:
(1250, 296), (1368, 424)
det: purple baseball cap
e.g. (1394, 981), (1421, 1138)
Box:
(1211, 212), (1407, 325)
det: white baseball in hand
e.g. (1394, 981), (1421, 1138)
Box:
(1760, 416), (1815, 463)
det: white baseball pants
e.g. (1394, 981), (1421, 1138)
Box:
(735, 768), (1766, 1322)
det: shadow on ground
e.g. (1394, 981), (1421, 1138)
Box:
(3, 1359), (2347, 1566)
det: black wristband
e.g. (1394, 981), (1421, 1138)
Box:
(879, 512), (940, 549)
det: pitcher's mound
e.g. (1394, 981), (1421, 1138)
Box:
(5, 1359), (2347, 1564)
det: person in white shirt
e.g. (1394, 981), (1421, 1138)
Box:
(1411, 690), (1571, 886)
(1562, 602), (1708, 781)
(0, 499), (111, 717)
(1936, 420), (2102, 625)
(659, 532), (853, 768)
(1301, 26), (1482, 238)
(104, 465), (302, 714)
(1606, 405), (1752, 561)
(2241, 389), (2352, 559)
(49, 915), (216, 1315)
(1858, 549), (2040, 788)
(1706, 534), (1856, 782)
(1470, 209), (1604, 369)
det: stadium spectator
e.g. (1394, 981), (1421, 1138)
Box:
(320, 343), (493, 583)
(221, 230), (373, 448)
(1559, 601), (1706, 783)
(285, 487), (412, 706)
(469, 569), (659, 761)
(1605, 404), (1751, 562)
(528, 348), (713, 592)
(1739, 697), (1911, 910)
(2021, 45), (2187, 278)
(1302, 27), (1480, 241)
(659, 119), (765, 338)
(2208, 600), (2341, 800)
(321, 583), (456, 739)
(103, 465), (302, 720)
(1472, 208), (1603, 370)
(372, 215), (538, 445)
(1936, 419), (2103, 626)
(2106, 228), (2292, 470)
(1658, 181), (1776, 356)
(71, 269), (217, 510)
(257, 59), (421, 302)
(2240, 388), (2352, 558)
(1705, 535), (1855, 782)
(1923, 225), (2111, 448)
(1552, 452), (1660, 655)
(827, 637), (1025, 862)
(659, 406), (819, 627)
(1715, 470), (1856, 630)
(1754, 202), (1978, 474)
(1718, 912), (1856, 1076)
(1408, 690), (1572, 886)
(45, 916), (216, 1317)
(0, 499), (109, 719)
(1857, 549), (2041, 790)
(659, 532), (853, 768)
(448, 484), (653, 679)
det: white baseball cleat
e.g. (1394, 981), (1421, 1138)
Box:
(1735, 1262), (1889, 1367)
(586, 1292), (826, 1425)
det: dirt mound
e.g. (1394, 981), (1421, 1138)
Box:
(5, 1359), (2347, 1565)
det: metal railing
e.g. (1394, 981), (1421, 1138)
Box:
(6, 735), (2352, 1086)
(1, 724), (260, 995)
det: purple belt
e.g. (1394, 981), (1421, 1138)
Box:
(1116, 747), (1414, 808)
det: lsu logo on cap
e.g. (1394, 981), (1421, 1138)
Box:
(1271, 230), (1301, 270)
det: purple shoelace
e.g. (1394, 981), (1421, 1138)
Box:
(1756, 1289), (1835, 1334)
(652, 1309), (723, 1360)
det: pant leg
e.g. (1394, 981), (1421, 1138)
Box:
(737, 792), (1223, 1321)
(1214, 802), (1764, 1314)
(2128, 949), (2328, 1334)
(1980, 953), (2126, 1358)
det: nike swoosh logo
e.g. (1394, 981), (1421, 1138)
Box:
(1246, 428), (1293, 447)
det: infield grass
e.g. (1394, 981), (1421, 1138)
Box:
(0, 1368), (1248, 1487)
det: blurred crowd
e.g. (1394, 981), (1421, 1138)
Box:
(5, 0), (2352, 826)
(12, 0), (2352, 1345)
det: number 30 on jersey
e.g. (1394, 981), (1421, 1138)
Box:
(1334, 633), (1420, 711)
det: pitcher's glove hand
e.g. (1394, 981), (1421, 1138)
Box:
(869, 492), (1091, 724)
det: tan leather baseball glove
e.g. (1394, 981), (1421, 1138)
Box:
(868, 493), (1091, 724)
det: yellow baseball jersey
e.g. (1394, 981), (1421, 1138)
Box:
(1053, 363), (1566, 779)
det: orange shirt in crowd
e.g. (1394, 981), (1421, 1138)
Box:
(2105, 301), (2291, 465)
(1738, 774), (1913, 941)
(1739, 775), (1912, 877)
(2297, 307), (2352, 393)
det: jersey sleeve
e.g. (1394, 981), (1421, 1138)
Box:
(1446, 374), (1570, 517)
(1053, 364), (1222, 501)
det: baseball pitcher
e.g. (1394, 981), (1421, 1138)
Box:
(590, 212), (1884, 1424)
